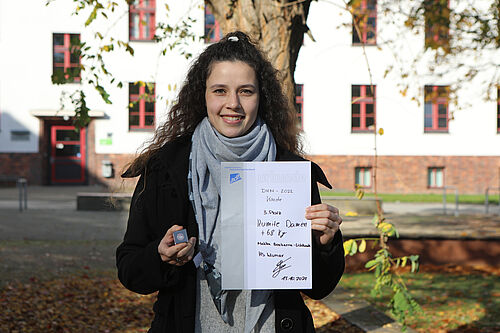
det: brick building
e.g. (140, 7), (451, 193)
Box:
(0, 0), (498, 194)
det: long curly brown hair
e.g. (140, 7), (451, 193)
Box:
(125, 31), (301, 177)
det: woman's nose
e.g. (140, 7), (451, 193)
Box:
(227, 92), (240, 109)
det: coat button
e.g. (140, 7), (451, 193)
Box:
(280, 317), (293, 331)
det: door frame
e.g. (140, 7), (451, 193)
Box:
(50, 125), (86, 184)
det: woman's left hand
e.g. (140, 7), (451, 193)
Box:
(305, 203), (342, 246)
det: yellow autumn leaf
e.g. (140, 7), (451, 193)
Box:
(378, 128), (384, 135)
(355, 186), (364, 200)
(359, 239), (366, 253)
(343, 239), (353, 255)
(378, 222), (392, 233)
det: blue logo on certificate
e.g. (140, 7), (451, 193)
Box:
(230, 173), (242, 184)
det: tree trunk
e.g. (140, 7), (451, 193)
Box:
(206, 0), (312, 105)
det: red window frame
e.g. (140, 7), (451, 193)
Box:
(205, 5), (222, 43)
(497, 87), (499, 133)
(424, 0), (450, 49)
(355, 166), (372, 188)
(352, 0), (377, 45)
(52, 33), (81, 83)
(295, 84), (304, 129)
(129, 83), (156, 130)
(424, 85), (449, 132)
(428, 167), (444, 188)
(352, 85), (376, 132)
(129, 0), (156, 41)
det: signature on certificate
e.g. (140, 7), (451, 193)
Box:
(272, 257), (292, 278)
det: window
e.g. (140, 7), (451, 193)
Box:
(52, 33), (81, 83)
(424, 0), (450, 50)
(355, 167), (372, 188)
(352, 85), (375, 132)
(428, 167), (444, 188)
(424, 85), (449, 132)
(11, 131), (30, 141)
(129, 82), (155, 130)
(205, 5), (222, 43)
(129, 0), (156, 41)
(352, 0), (377, 45)
(497, 87), (500, 133)
(295, 84), (304, 129)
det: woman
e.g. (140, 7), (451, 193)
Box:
(117, 31), (344, 333)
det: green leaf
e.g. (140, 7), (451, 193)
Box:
(401, 256), (408, 267)
(365, 259), (377, 269)
(85, 6), (98, 26)
(125, 44), (134, 56)
(350, 240), (358, 256)
(95, 85), (112, 104)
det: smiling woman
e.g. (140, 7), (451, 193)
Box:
(116, 31), (345, 333)
(205, 61), (259, 138)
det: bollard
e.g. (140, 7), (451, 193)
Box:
(485, 187), (500, 214)
(443, 186), (459, 216)
(442, 188), (447, 215)
(17, 178), (27, 211)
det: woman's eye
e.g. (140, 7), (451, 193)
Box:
(240, 89), (253, 95)
(214, 89), (226, 94)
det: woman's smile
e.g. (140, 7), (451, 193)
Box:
(221, 114), (244, 123)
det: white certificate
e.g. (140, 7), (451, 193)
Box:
(220, 161), (311, 290)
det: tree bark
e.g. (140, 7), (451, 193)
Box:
(206, 0), (312, 105)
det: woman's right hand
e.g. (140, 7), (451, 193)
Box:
(158, 225), (196, 266)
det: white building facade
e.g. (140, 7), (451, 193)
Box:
(0, 0), (498, 194)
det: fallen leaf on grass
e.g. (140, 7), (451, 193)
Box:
(0, 275), (155, 332)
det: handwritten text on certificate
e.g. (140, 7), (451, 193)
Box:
(221, 162), (311, 290)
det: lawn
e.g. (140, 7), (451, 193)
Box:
(339, 266), (500, 332)
(321, 191), (500, 205)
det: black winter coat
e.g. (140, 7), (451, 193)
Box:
(116, 135), (345, 333)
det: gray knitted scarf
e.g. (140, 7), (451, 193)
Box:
(190, 117), (276, 332)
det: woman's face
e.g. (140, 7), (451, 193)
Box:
(205, 61), (259, 138)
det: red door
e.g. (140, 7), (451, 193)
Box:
(50, 125), (86, 184)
